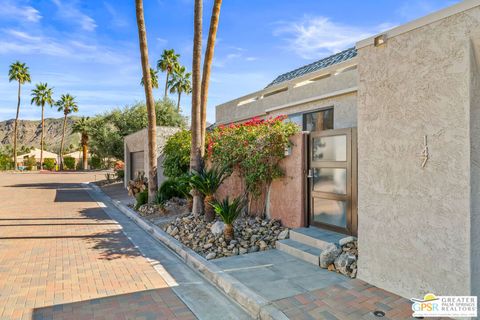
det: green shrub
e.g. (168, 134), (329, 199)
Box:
(63, 156), (76, 170)
(156, 175), (191, 204)
(162, 129), (191, 178)
(135, 189), (148, 210)
(24, 156), (37, 170)
(0, 154), (13, 170)
(89, 156), (101, 169)
(43, 158), (55, 170)
(116, 169), (125, 180)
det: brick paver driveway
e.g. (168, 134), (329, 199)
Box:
(0, 172), (196, 320)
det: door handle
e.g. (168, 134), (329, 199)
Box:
(307, 169), (313, 178)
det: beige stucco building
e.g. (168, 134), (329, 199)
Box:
(216, 0), (480, 303)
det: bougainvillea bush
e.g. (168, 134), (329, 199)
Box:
(207, 115), (299, 211)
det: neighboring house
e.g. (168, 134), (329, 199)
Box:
(123, 126), (180, 188)
(15, 148), (59, 167)
(64, 151), (90, 167)
(217, 0), (480, 304)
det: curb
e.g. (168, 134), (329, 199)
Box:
(87, 183), (289, 320)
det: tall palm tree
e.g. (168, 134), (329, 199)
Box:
(168, 66), (192, 111)
(140, 67), (159, 89)
(8, 61), (31, 170)
(72, 117), (90, 170)
(190, 0), (203, 216)
(31, 83), (54, 170)
(56, 94), (78, 170)
(135, 0), (158, 202)
(200, 0), (223, 156)
(157, 49), (180, 98)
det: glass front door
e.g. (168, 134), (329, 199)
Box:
(308, 128), (357, 235)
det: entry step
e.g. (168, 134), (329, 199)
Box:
(290, 227), (345, 250)
(276, 239), (322, 265)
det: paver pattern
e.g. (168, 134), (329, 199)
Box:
(0, 172), (196, 320)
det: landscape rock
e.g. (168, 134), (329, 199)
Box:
(334, 252), (357, 276)
(211, 221), (225, 237)
(319, 244), (342, 268)
(339, 236), (357, 247)
(205, 252), (216, 260)
(277, 229), (289, 240)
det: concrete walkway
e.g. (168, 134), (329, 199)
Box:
(213, 250), (416, 319)
(0, 173), (250, 320)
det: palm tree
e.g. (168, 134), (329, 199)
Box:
(190, 0), (203, 216)
(8, 61), (31, 170)
(168, 66), (192, 111)
(140, 67), (159, 89)
(56, 94), (78, 170)
(135, 0), (158, 202)
(200, 0), (223, 156)
(72, 117), (90, 170)
(157, 49), (180, 98)
(31, 83), (54, 170)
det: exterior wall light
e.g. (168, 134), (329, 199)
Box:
(374, 34), (387, 47)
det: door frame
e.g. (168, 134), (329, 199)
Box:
(306, 128), (357, 236)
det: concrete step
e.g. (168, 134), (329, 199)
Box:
(290, 227), (345, 250)
(276, 239), (322, 265)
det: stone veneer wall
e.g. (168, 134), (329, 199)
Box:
(215, 133), (306, 228)
(357, 7), (480, 298)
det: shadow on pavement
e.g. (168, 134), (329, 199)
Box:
(31, 288), (196, 320)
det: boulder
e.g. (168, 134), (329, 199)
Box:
(334, 252), (357, 276)
(210, 221), (225, 237)
(319, 244), (342, 268)
(277, 229), (289, 240)
(339, 236), (357, 247)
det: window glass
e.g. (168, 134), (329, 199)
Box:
(313, 168), (347, 194)
(304, 109), (333, 131)
(312, 135), (347, 161)
(286, 114), (303, 128)
(313, 198), (347, 228)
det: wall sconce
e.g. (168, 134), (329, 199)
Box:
(374, 34), (387, 47)
(284, 146), (292, 156)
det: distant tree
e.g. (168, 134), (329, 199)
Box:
(31, 82), (54, 170)
(157, 49), (180, 98)
(140, 67), (159, 89)
(8, 61), (31, 170)
(56, 94), (78, 170)
(168, 66), (192, 111)
(72, 116), (91, 170)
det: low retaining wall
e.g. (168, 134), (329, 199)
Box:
(215, 132), (307, 228)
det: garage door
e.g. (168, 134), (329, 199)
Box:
(130, 151), (144, 179)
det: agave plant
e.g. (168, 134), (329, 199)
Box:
(190, 165), (229, 222)
(211, 196), (244, 242)
(156, 174), (192, 205)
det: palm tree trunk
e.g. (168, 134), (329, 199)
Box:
(13, 81), (21, 170)
(135, 0), (158, 202)
(190, 0), (204, 216)
(82, 141), (88, 170)
(40, 104), (45, 170)
(177, 92), (181, 111)
(200, 0), (222, 156)
(164, 72), (169, 99)
(59, 113), (67, 170)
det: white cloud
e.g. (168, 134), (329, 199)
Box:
(274, 16), (379, 59)
(51, 0), (97, 32)
(0, 0), (42, 23)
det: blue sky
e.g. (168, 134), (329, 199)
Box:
(0, 0), (459, 123)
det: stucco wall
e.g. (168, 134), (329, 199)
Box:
(357, 7), (480, 298)
(470, 36), (480, 298)
(215, 132), (306, 228)
(216, 64), (357, 125)
(124, 127), (180, 187)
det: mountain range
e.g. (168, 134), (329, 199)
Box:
(0, 117), (80, 153)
